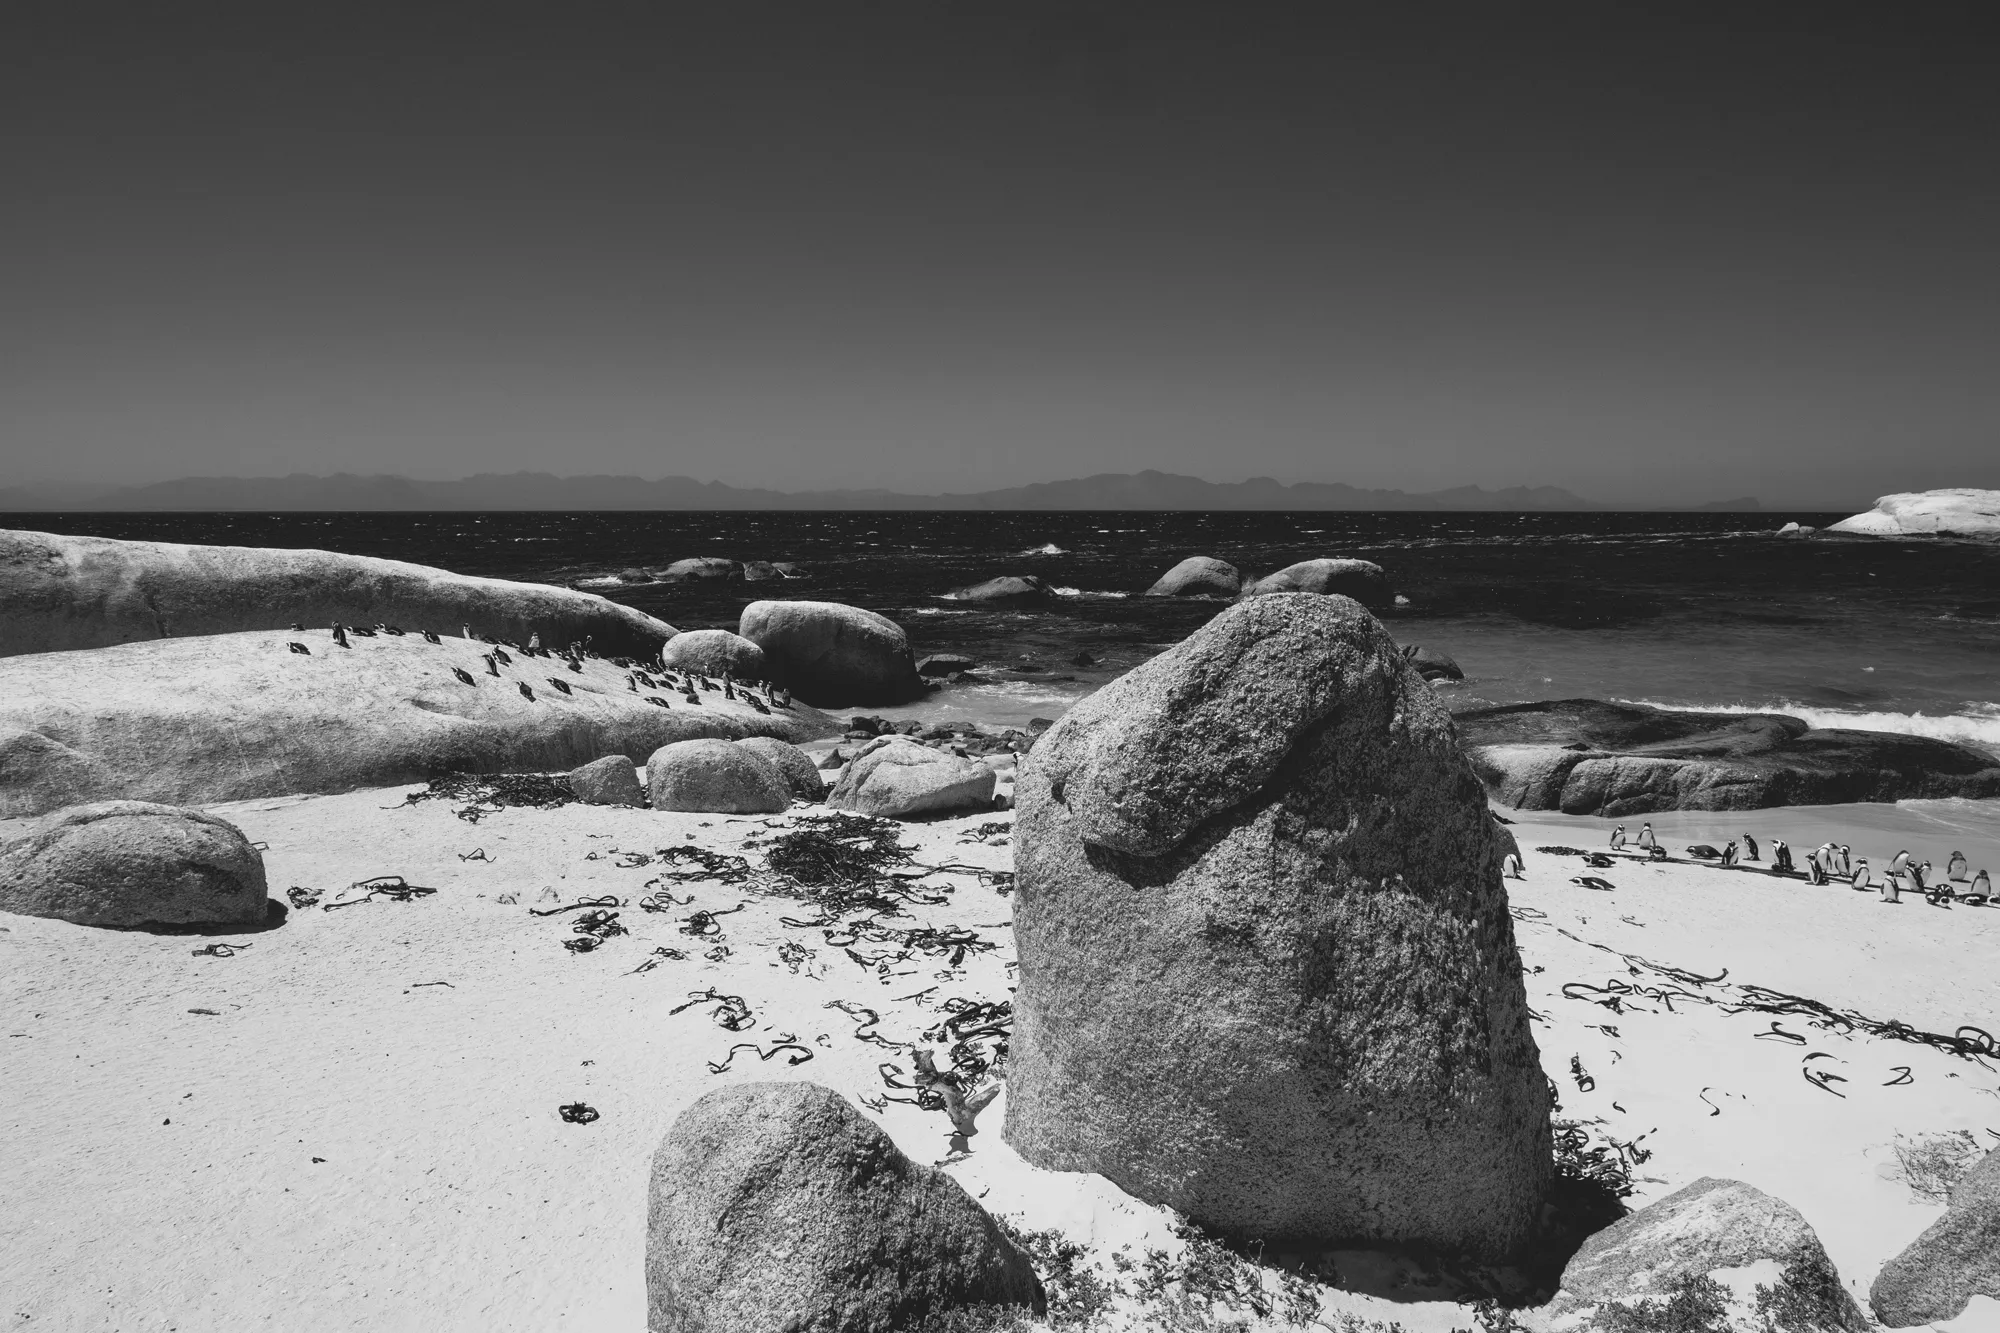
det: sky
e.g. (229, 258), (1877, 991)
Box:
(3, 4), (1997, 508)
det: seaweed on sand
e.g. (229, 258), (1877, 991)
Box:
(760, 812), (909, 886)
(396, 771), (576, 822)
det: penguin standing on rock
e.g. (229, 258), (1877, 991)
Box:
(547, 677), (572, 696)
(484, 654), (500, 677)
(452, 666), (477, 685)
(1610, 825), (1627, 850)
(422, 630), (441, 645)
(493, 647), (511, 666)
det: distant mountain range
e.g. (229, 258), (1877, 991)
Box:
(0, 469), (1758, 512)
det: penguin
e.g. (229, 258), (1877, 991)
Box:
(635, 671), (656, 690)
(747, 694), (769, 714)
(1972, 868), (1992, 898)
(288, 641), (311, 655)
(1637, 823), (1657, 850)
(519, 681), (535, 701)
(1771, 840), (1792, 874)
(332, 623), (350, 649)
(1502, 852), (1524, 879)
(1914, 861), (1931, 892)
(627, 675), (638, 692)
(647, 695), (671, 709)
(1688, 844), (1721, 860)
(383, 625), (405, 636)
(1851, 860), (1870, 891)
(547, 677), (573, 696)
(682, 690), (702, 706)
(484, 654), (500, 677)
(1807, 857), (1827, 886)
(1890, 849), (1912, 875)
(1948, 850), (1971, 882)
(452, 666), (476, 685)
(1721, 840), (1738, 866)
(493, 647), (511, 666)
(1648, 844), (1668, 861)
(1742, 834), (1760, 861)
(529, 633), (541, 651)
(290, 622), (305, 631)
(351, 625), (377, 638)
(422, 629), (442, 645)
(1837, 845), (1851, 875)
(462, 624), (472, 640)
(1609, 825), (1627, 850)
(567, 657), (584, 674)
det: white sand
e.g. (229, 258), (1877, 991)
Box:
(6, 787), (2000, 1331)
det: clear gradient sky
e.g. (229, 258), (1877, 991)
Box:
(4, 4), (1997, 507)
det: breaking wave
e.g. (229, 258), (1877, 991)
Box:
(1616, 699), (2000, 754)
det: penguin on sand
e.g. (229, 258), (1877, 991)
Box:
(1972, 868), (1992, 899)
(1721, 840), (1738, 866)
(1637, 823), (1657, 851)
(1851, 859), (1870, 891)
(1610, 825), (1627, 850)
(1742, 834), (1760, 861)
(1807, 856), (1827, 886)
(1948, 850), (1971, 882)
(332, 623), (350, 649)
(519, 681), (536, 701)
(1503, 852), (1524, 879)
(422, 629), (441, 645)
(1771, 840), (1793, 874)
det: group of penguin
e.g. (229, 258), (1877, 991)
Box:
(289, 622), (795, 715)
(1607, 821), (1992, 903)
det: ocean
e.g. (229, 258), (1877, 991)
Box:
(15, 509), (2000, 753)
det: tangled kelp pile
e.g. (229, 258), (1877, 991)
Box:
(397, 771), (576, 823)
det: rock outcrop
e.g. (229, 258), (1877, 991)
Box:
(646, 739), (792, 814)
(1457, 699), (2000, 815)
(1400, 644), (1464, 681)
(1005, 593), (1550, 1258)
(827, 736), (998, 820)
(660, 630), (767, 680)
(737, 600), (925, 707)
(0, 630), (838, 819)
(646, 1082), (1043, 1333)
(733, 736), (827, 802)
(1872, 1148), (2000, 1326)
(915, 653), (977, 678)
(568, 755), (646, 808)
(0, 528), (676, 659)
(1546, 1177), (1865, 1331)
(0, 801), (269, 927)
(660, 557), (739, 581)
(944, 575), (1055, 607)
(1829, 489), (2000, 538)
(1238, 557), (1390, 608)
(1144, 556), (1240, 597)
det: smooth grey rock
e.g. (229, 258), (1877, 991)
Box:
(0, 527), (677, 660)
(647, 738), (791, 814)
(0, 631), (838, 819)
(1872, 1149), (2000, 1326)
(1401, 644), (1464, 681)
(740, 561), (781, 581)
(646, 1082), (1043, 1333)
(944, 575), (1055, 607)
(737, 600), (925, 707)
(1144, 556), (1240, 597)
(1239, 558), (1389, 608)
(1549, 1176), (1865, 1331)
(568, 755), (645, 808)
(734, 736), (826, 802)
(0, 800), (268, 927)
(660, 557), (739, 582)
(660, 630), (767, 680)
(1005, 593), (1549, 1259)
(827, 736), (996, 820)
(1830, 489), (2000, 538)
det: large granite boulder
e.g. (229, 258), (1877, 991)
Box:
(1239, 558), (1389, 608)
(660, 557), (739, 582)
(0, 801), (268, 927)
(1545, 1177), (1865, 1331)
(737, 600), (925, 707)
(734, 736), (827, 802)
(647, 1082), (1043, 1333)
(1457, 699), (2000, 815)
(1005, 593), (1550, 1259)
(647, 738), (792, 814)
(0, 630), (838, 819)
(660, 630), (767, 680)
(944, 575), (1055, 607)
(827, 736), (998, 820)
(0, 528), (676, 660)
(568, 755), (646, 808)
(1872, 1149), (2000, 1326)
(1144, 556), (1240, 597)
(1829, 489), (2000, 538)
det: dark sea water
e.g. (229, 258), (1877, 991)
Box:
(14, 510), (2000, 753)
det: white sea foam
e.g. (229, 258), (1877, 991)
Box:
(1616, 698), (2000, 752)
(1051, 587), (1132, 599)
(1019, 543), (1067, 556)
(574, 575), (625, 588)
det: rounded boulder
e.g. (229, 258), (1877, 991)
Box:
(568, 755), (646, 808)
(645, 738), (792, 814)
(737, 600), (925, 707)
(0, 800), (269, 927)
(944, 575), (1055, 607)
(660, 557), (738, 582)
(734, 736), (827, 802)
(1240, 558), (1389, 607)
(827, 736), (998, 820)
(1144, 556), (1240, 597)
(661, 629), (767, 680)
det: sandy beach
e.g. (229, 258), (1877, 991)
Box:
(7, 771), (1999, 1331)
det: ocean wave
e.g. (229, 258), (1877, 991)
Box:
(954, 679), (1092, 706)
(1050, 586), (1132, 599)
(574, 575), (627, 587)
(1019, 543), (1067, 556)
(1616, 698), (2000, 751)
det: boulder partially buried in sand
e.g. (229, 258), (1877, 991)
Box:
(1547, 1177), (1865, 1331)
(827, 736), (997, 819)
(1871, 1148), (2000, 1326)
(646, 1082), (1044, 1333)
(1144, 555), (1240, 597)
(1239, 557), (1389, 607)
(0, 528), (677, 659)
(737, 600), (925, 707)
(1829, 489), (2000, 538)
(733, 736), (826, 802)
(1457, 699), (2000, 815)
(567, 755), (646, 808)
(659, 629), (766, 680)
(1005, 593), (1550, 1259)
(0, 800), (268, 927)
(646, 738), (792, 814)
(0, 630), (839, 819)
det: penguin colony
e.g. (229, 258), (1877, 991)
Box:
(1600, 823), (1990, 906)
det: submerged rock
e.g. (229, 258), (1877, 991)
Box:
(0, 801), (268, 927)
(737, 600), (925, 707)
(0, 527), (677, 660)
(1872, 1148), (2000, 1326)
(915, 653), (977, 678)
(1006, 593), (1550, 1259)
(660, 630), (766, 680)
(646, 738), (791, 814)
(1238, 557), (1390, 608)
(568, 755), (646, 808)
(1457, 699), (2000, 815)
(827, 736), (997, 819)
(944, 575), (1055, 607)
(1400, 644), (1464, 681)
(0, 630), (837, 819)
(1829, 489), (2000, 538)
(1144, 555), (1240, 597)
(646, 1082), (1043, 1333)
(659, 557), (739, 581)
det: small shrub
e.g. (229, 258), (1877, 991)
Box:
(1595, 1273), (1733, 1333)
(1753, 1248), (1861, 1333)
